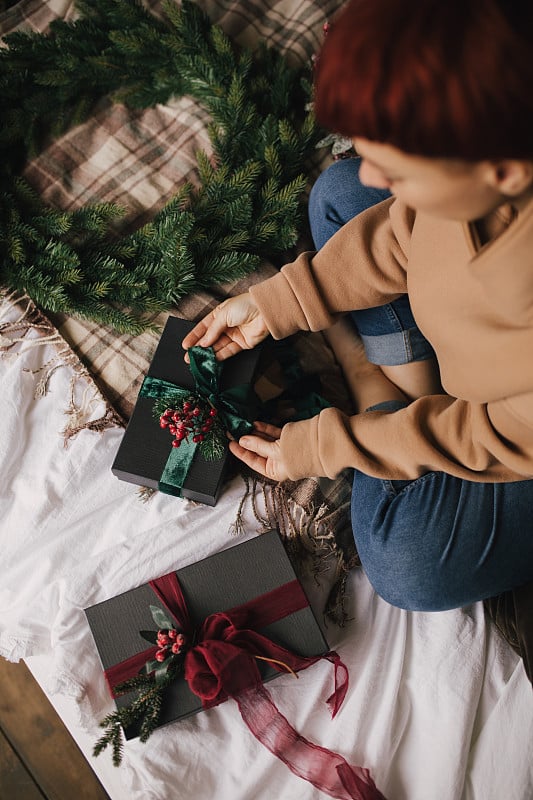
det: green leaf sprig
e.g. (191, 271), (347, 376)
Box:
(93, 604), (188, 766)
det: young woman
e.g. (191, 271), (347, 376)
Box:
(182, 0), (533, 612)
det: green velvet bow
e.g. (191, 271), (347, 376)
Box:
(139, 346), (257, 497)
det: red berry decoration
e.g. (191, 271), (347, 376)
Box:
(170, 632), (187, 656)
(155, 649), (167, 662)
(159, 396), (220, 450)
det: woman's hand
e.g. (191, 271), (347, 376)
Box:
(229, 421), (290, 482)
(182, 293), (269, 361)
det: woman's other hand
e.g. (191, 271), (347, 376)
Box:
(182, 293), (269, 361)
(229, 421), (290, 482)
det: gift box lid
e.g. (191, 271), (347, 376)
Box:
(111, 315), (261, 505)
(84, 530), (329, 740)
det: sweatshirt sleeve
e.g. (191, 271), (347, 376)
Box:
(249, 193), (533, 482)
(278, 393), (533, 483)
(250, 197), (413, 337)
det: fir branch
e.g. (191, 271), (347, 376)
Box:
(93, 617), (188, 766)
(94, 671), (175, 765)
(199, 428), (226, 461)
(153, 394), (191, 418)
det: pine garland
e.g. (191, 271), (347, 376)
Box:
(0, 0), (322, 332)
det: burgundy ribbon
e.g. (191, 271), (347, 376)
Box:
(104, 572), (386, 800)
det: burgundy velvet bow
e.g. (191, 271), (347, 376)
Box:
(104, 571), (386, 800)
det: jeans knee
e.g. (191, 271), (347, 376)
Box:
(308, 159), (361, 226)
(365, 571), (451, 612)
(309, 159), (360, 203)
(353, 470), (533, 612)
(355, 530), (454, 612)
(308, 158), (391, 249)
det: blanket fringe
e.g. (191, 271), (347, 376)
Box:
(0, 289), (125, 442)
(231, 470), (360, 626)
(137, 486), (157, 502)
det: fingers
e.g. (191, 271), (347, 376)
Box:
(229, 439), (282, 480)
(210, 336), (246, 361)
(229, 427), (289, 482)
(226, 421), (282, 444)
(182, 311), (231, 362)
(238, 432), (279, 459)
(229, 439), (269, 475)
(250, 420), (283, 440)
(181, 317), (209, 350)
(182, 308), (226, 350)
(182, 299), (250, 362)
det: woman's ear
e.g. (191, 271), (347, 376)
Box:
(487, 160), (533, 198)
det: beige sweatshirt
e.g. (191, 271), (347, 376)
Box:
(250, 197), (533, 482)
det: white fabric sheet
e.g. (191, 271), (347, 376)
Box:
(1, 302), (532, 800)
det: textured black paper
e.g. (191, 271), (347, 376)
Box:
(85, 530), (329, 739)
(111, 315), (260, 505)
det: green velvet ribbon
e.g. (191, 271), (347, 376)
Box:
(258, 339), (331, 423)
(139, 346), (256, 497)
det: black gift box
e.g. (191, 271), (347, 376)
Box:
(84, 530), (329, 740)
(111, 315), (261, 505)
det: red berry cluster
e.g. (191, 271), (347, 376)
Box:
(159, 399), (218, 448)
(154, 628), (187, 662)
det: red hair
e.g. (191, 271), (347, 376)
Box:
(314, 0), (533, 160)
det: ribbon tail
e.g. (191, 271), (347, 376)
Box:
(235, 684), (387, 800)
(337, 763), (388, 800)
(324, 650), (349, 717)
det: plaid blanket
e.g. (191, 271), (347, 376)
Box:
(2, 0), (346, 418)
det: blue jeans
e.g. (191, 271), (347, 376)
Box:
(308, 158), (533, 611)
(308, 158), (435, 365)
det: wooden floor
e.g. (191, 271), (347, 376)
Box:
(0, 658), (110, 800)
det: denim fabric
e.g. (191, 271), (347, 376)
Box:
(351, 466), (533, 611)
(308, 161), (533, 611)
(308, 158), (435, 365)
(308, 158), (392, 250)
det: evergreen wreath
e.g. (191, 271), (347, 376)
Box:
(0, 0), (323, 332)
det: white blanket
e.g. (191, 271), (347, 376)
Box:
(1, 297), (532, 800)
